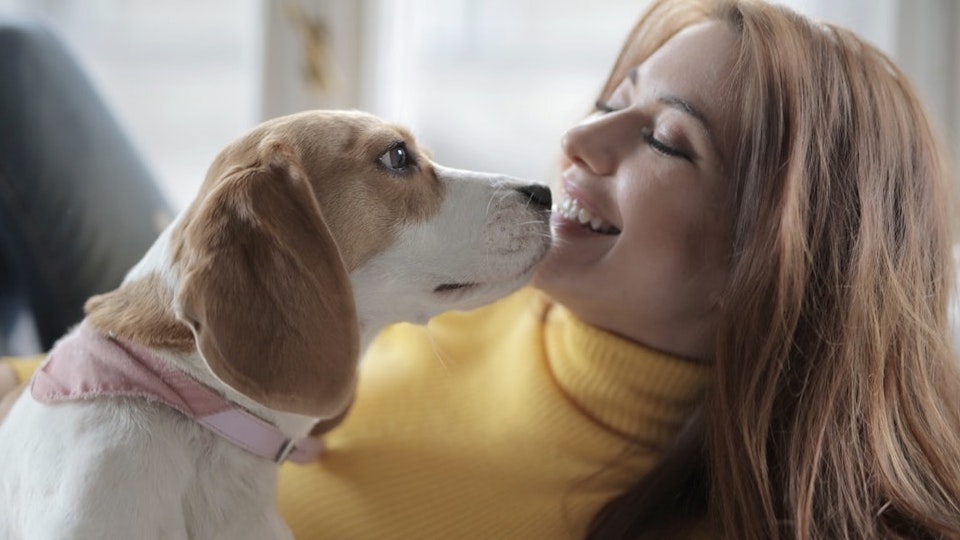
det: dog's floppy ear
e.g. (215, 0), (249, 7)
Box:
(174, 140), (358, 418)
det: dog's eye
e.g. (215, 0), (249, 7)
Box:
(378, 143), (410, 171)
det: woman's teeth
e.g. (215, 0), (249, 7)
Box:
(555, 198), (620, 235)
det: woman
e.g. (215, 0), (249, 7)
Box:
(571, 1), (960, 538)
(3, 0), (960, 537)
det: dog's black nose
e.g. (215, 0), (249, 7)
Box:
(516, 184), (552, 210)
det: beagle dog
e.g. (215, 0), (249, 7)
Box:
(0, 110), (552, 539)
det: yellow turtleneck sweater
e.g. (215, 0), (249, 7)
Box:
(5, 288), (712, 538)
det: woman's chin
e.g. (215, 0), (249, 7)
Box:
(531, 251), (580, 299)
(534, 235), (612, 291)
(530, 263), (552, 291)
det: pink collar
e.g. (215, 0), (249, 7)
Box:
(30, 323), (323, 464)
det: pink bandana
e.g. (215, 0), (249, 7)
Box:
(30, 323), (323, 464)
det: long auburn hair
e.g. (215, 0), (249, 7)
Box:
(587, 1), (960, 538)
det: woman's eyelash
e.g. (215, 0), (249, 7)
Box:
(642, 130), (690, 161)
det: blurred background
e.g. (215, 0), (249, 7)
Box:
(0, 0), (956, 210)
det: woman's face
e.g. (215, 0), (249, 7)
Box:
(533, 22), (740, 362)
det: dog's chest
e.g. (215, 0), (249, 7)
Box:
(0, 396), (290, 539)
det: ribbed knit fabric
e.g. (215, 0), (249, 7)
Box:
(2, 288), (713, 538)
(277, 288), (712, 538)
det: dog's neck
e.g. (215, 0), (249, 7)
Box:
(157, 349), (319, 440)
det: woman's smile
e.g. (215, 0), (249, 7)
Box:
(553, 194), (621, 236)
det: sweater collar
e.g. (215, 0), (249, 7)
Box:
(542, 302), (712, 447)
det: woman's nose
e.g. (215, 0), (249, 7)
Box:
(560, 115), (625, 177)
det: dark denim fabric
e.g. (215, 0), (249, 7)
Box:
(0, 18), (170, 352)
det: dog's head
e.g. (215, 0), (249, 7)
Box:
(86, 110), (551, 418)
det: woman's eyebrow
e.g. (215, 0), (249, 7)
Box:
(658, 93), (719, 155)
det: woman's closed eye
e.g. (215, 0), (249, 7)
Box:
(594, 99), (693, 163)
(641, 128), (691, 161)
(594, 99), (694, 162)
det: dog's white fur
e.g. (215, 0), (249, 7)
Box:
(0, 110), (551, 539)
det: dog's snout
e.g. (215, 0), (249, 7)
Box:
(516, 184), (552, 211)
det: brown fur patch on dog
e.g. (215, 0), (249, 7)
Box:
(85, 274), (195, 351)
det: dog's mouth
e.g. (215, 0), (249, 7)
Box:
(432, 254), (545, 299)
(433, 282), (478, 294)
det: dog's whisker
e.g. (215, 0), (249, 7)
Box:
(518, 219), (548, 227)
(424, 327), (452, 375)
(484, 190), (498, 219)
